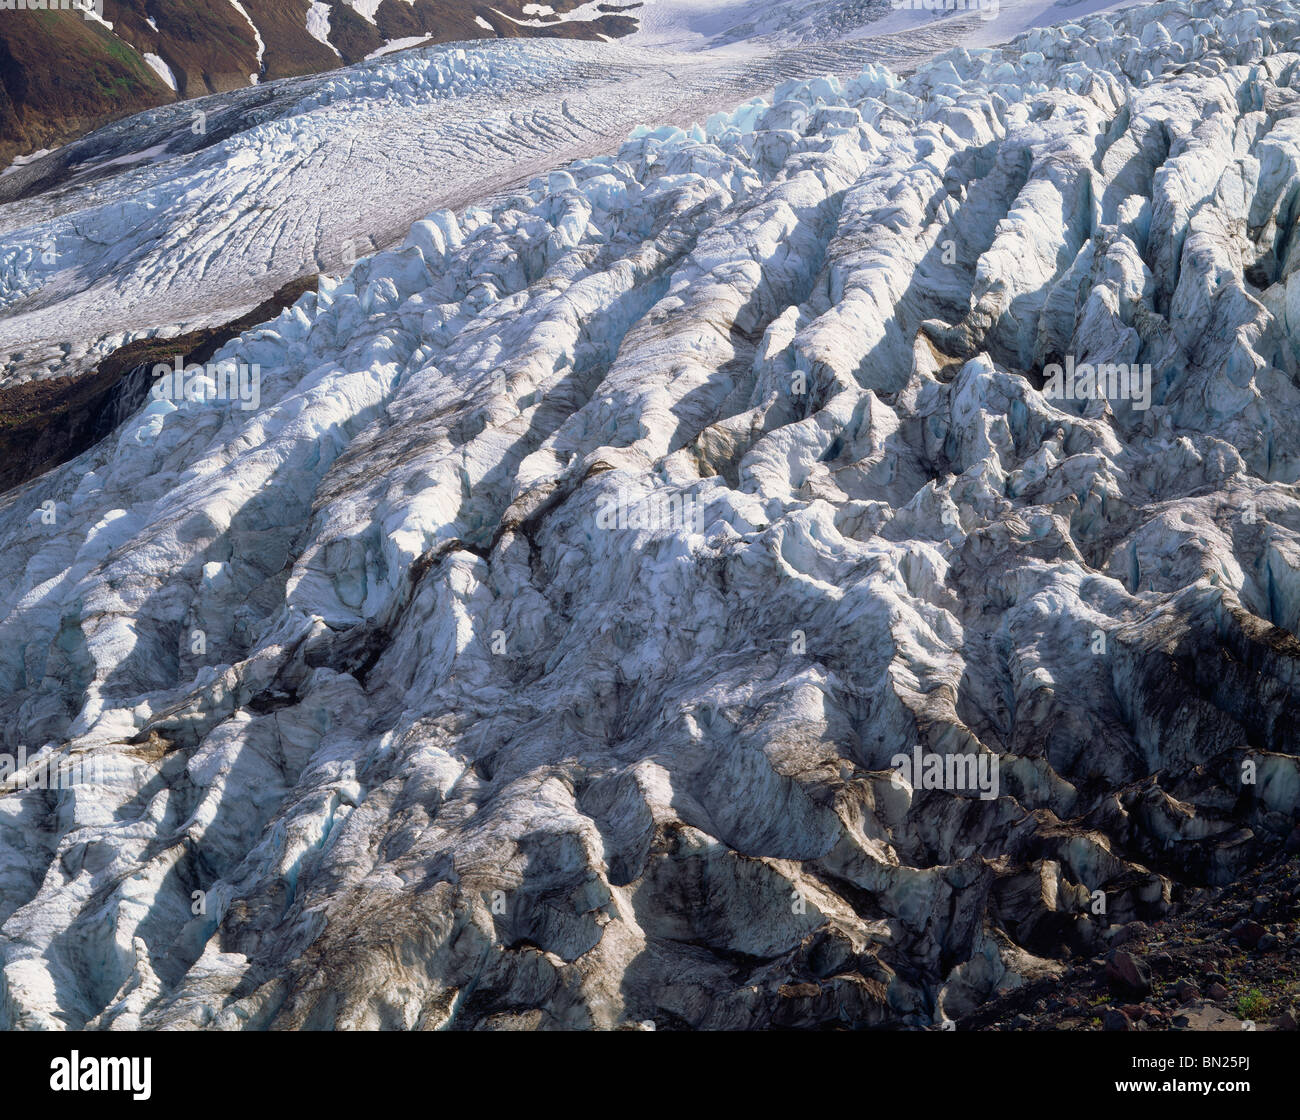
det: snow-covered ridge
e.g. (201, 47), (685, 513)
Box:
(1, 0), (1300, 1029)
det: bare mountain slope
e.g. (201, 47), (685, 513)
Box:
(0, 0), (644, 165)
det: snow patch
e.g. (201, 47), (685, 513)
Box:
(306, 2), (342, 57)
(343, 0), (383, 24)
(227, 0), (266, 70)
(142, 53), (178, 92)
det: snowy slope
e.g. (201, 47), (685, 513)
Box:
(632, 0), (1138, 48)
(1, 0), (1299, 1031)
(0, 25), (972, 394)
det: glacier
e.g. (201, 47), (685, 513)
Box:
(0, 0), (1299, 1029)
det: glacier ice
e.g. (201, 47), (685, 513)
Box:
(1, 0), (1300, 1029)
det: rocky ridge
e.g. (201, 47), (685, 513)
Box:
(959, 849), (1300, 1030)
